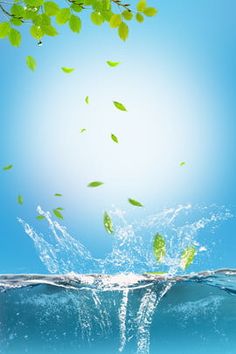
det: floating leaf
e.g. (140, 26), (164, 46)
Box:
(85, 96), (89, 104)
(53, 208), (64, 219)
(180, 246), (196, 270)
(128, 198), (143, 207)
(36, 215), (45, 221)
(61, 67), (75, 73)
(118, 22), (129, 41)
(17, 195), (24, 205)
(106, 61), (120, 67)
(3, 164), (13, 171)
(153, 234), (166, 262)
(179, 161), (186, 167)
(103, 212), (113, 234)
(54, 193), (62, 197)
(80, 128), (87, 133)
(113, 101), (127, 112)
(111, 133), (119, 144)
(87, 181), (104, 187)
(26, 55), (37, 71)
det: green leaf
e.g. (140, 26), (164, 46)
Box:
(11, 4), (25, 18)
(56, 207), (64, 211)
(43, 25), (58, 36)
(3, 164), (13, 171)
(44, 1), (59, 16)
(136, 12), (144, 23)
(136, 0), (146, 12)
(69, 14), (82, 33)
(61, 67), (74, 73)
(153, 234), (166, 262)
(54, 193), (62, 197)
(25, 0), (44, 6)
(143, 7), (158, 17)
(180, 246), (196, 270)
(109, 14), (122, 28)
(128, 198), (143, 207)
(118, 22), (129, 41)
(87, 181), (104, 187)
(17, 195), (24, 205)
(26, 55), (37, 71)
(80, 128), (87, 133)
(179, 161), (186, 167)
(106, 60), (120, 67)
(90, 12), (104, 26)
(53, 208), (64, 219)
(111, 133), (119, 143)
(103, 211), (113, 234)
(36, 215), (45, 220)
(113, 101), (127, 111)
(85, 96), (89, 104)
(30, 25), (44, 40)
(10, 18), (23, 27)
(122, 10), (133, 21)
(56, 8), (71, 25)
(8, 28), (21, 47)
(0, 23), (11, 38)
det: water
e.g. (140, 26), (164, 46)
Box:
(0, 204), (235, 353)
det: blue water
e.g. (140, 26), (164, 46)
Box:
(0, 270), (235, 354)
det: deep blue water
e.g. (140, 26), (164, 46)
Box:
(0, 270), (235, 354)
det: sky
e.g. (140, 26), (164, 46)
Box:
(0, 0), (236, 274)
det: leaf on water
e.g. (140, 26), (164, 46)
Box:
(61, 67), (75, 74)
(85, 96), (89, 104)
(80, 128), (87, 133)
(36, 215), (45, 220)
(3, 164), (13, 171)
(111, 133), (119, 143)
(106, 61), (120, 67)
(128, 198), (143, 207)
(153, 233), (166, 262)
(180, 246), (196, 270)
(26, 55), (37, 71)
(87, 181), (104, 187)
(54, 193), (62, 197)
(103, 211), (114, 234)
(17, 195), (24, 205)
(113, 101), (127, 112)
(53, 208), (64, 219)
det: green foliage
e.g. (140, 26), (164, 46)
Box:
(153, 234), (166, 262)
(128, 198), (143, 207)
(179, 161), (186, 167)
(111, 133), (119, 143)
(87, 181), (104, 187)
(103, 211), (113, 234)
(61, 67), (74, 73)
(0, 0), (157, 46)
(54, 193), (62, 196)
(53, 208), (64, 219)
(113, 101), (127, 111)
(3, 164), (13, 171)
(17, 195), (24, 205)
(85, 96), (89, 104)
(36, 215), (46, 220)
(26, 55), (37, 71)
(180, 246), (196, 270)
(80, 128), (87, 133)
(106, 60), (120, 67)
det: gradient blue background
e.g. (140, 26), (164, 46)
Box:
(0, 0), (236, 273)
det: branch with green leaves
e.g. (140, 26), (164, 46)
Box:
(0, 0), (157, 47)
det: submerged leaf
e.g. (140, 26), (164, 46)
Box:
(26, 55), (37, 71)
(53, 208), (64, 219)
(61, 67), (75, 73)
(128, 198), (143, 207)
(153, 234), (166, 262)
(180, 246), (196, 270)
(113, 101), (127, 112)
(3, 164), (13, 171)
(17, 195), (24, 205)
(111, 133), (119, 144)
(106, 61), (120, 67)
(87, 181), (104, 187)
(103, 211), (114, 234)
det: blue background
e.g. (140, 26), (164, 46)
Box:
(0, 0), (236, 273)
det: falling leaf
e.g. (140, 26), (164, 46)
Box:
(106, 61), (120, 67)
(179, 161), (186, 167)
(80, 128), (87, 133)
(85, 96), (89, 104)
(36, 215), (45, 221)
(54, 193), (62, 197)
(17, 195), (24, 205)
(3, 164), (13, 171)
(180, 246), (196, 270)
(53, 209), (64, 219)
(111, 133), (119, 143)
(128, 198), (143, 207)
(113, 101), (127, 112)
(103, 212), (114, 234)
(56, 207), (64, 211)
(61, 67), (75, 74)
(153, 234), (166, 262)
(26, 55), (37, 71)
(87, 181), (104, 187)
